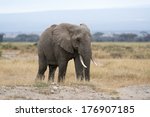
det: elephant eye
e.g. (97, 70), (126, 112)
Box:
(76, 38), (80, 42)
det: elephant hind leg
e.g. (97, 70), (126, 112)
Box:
(36, 55), (47, 80)
(37, 64), (47, 80)
(48, 65), (57, 82)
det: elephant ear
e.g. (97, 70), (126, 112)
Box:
(53, 26), (74, 53)
(80, 23), (90, 33)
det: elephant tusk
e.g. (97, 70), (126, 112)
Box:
(91, 58), (98, 66)
(79, 55), (87, 68)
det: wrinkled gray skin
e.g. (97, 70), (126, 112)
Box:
(36, 23), (92, 82)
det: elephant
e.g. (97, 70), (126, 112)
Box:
(36, 23), (93, 82)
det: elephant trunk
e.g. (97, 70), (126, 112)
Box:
(79, 54), (97, 81)
(83, 55), (91, 81)
(79, 48), (91, 81)
(79, 55), (87, 68)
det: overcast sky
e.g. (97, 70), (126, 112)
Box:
(0, 0), (150, 13)
(0, 0), (150, 32)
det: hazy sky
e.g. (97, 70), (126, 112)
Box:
(0, 0), (150, 32)
(0, 0), (150, 13)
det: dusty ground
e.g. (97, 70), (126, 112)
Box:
(0, 84), (150, 100)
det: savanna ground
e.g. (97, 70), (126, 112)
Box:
(0, 42), (150, 99)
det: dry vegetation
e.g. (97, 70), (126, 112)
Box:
(0, 42), (150, 94)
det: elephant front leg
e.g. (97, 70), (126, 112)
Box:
(58, 62), (68, 82)
(48, 65), (57, 82)
(85, 68), (90, 81)
(74, 56), (84, 80)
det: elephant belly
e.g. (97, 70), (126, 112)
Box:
(44, 48), (57, 65)
(44, 50), (57, 65)
(46, 58), (57, 65)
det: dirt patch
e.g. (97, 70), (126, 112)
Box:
(0, 84), (150, 100)
(0, 84), (111, 100)
(117, 85), (150, 100)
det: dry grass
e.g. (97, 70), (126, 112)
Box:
(0, 58), (37, 86)
(92, 42), (150, 59)
(0, 42), (150, 93)
(65, 59), (150, 92)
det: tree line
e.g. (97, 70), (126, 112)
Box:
(1, 34), (39, 42)
(92, 31), (150, 42)
(1, 31), (150, 42)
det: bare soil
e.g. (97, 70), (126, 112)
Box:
(0, 84), (150, 100)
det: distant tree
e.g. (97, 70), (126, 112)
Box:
(139, 31), (150, 41)
(140, 31), (148, 37)
(15, 34), (39, 42)
(143, 33), (150, 41)
(93, 32), (104, 37)
(119, 33), (137, 41)
(0, 33), (5, 42)
(92, 32), (104, 41)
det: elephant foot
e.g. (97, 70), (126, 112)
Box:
(48, 79), (54, 84)
(85, 77), (90, 81)
(35, 74), (45, 81)
(76, 75), (84, 81)
(58, 76), (65, 83)
(48, 76), (54, 82)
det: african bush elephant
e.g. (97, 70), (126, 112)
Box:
(36, 23), (93, 82)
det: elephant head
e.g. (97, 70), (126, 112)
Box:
(53, 23), (92, 80)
